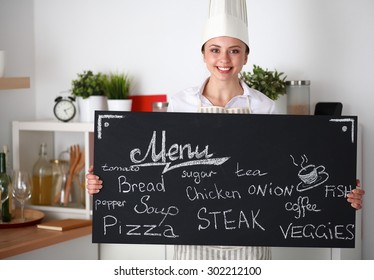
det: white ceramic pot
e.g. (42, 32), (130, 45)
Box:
(107, 99), (133, 111)
(77, 97), (90, 122)
(77, 96), (108, 122)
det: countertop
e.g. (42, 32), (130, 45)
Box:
(0, 224), (92, 259)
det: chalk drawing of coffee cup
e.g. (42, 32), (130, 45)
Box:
(297, 164), (329, 192)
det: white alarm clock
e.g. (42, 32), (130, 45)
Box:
(53, 96), (77, 122)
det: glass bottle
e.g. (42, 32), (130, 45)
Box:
(0, 152), (11, 222)
(32, 143), (53, 205)
(152, 102), (169, 112)
(50, 159), (68, 206)
(286, 80), (311, 115)
(3, 145), (15, 217)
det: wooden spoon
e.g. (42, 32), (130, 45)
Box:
(74, 149), (85, 177)
(63, 145), (81, 206)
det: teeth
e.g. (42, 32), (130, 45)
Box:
(218, 67), (230, 71)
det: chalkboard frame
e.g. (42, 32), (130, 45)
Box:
(92, 111), (357, 248)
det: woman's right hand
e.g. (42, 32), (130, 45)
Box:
(85, 165), (103, 195)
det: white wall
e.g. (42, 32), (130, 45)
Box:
(33, 0), (208, 116)
(1, 0), (373, 259)
(0, 0), (35, 163)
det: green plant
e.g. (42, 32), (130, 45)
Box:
(240, 65), (287, 100)
(102, 72), (131, 100)
(71, 70), (105, 99)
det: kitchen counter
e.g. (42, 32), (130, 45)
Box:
(0, 224), (93, 259)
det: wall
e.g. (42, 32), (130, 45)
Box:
(1, 0), (373, 259)
(0, 0), (35, 164)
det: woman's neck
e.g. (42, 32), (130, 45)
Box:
(203, 77), (244, 107)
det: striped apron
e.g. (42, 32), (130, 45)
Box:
(174, 96), (272, 260)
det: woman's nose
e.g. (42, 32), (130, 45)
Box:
(219, 51), (230, 62)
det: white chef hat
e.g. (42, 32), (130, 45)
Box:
(202, 0), (249, 49)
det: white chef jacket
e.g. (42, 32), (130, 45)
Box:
(168, 79), (276, 114)
(168, 78), (275, 260)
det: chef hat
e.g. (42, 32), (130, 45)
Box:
(202, 0), (249, 48)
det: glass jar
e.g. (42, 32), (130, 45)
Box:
(286, 80), (311, 115)
(152, 102), (169, 112)
(32, 143), (53, 205)
(50, 159), (68, 206)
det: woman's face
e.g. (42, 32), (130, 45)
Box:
(202, 36), (248, 82)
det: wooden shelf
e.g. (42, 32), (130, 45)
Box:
(0, 77), (30, 90)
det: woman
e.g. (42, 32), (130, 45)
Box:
(168, 36), (274, 115)
(86, 34), (365, 259)
(87, 0), (365, 260)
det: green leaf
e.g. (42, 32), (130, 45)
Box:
(240, 65), (287, 100)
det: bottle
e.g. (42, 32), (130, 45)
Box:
(50, 159), (68, 205)
(32, 143), (53, 205)
(0, 152), (11, 222)
(3, 145), (15, 217)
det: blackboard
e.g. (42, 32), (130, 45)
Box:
(92, 111), (357, 248)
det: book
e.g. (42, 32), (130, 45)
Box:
(37, 218), (92, 231)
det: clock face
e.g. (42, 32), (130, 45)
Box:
(53, 99), (76, 122)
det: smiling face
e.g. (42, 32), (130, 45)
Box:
(202, 36), (249, 82)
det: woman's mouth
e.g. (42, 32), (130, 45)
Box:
(217, 66), (231, 72)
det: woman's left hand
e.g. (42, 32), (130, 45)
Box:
(347, 179), (365, 210)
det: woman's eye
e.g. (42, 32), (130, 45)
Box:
(210, 48), (220, 53)
(229, 49), (240, 54)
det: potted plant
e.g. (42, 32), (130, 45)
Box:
(71, 70), (107, 122)
(240, 65), (287, 101)
(102, 72), (132, 111)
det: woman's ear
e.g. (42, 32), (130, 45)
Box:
(243, 53), (248, 65)
(202, 50), (207, 63)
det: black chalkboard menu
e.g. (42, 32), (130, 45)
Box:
(92, 111), (357, 248)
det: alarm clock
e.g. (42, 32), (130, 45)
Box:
(53, 96), (77, 122)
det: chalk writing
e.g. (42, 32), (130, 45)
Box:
(284, 196), (321, 219)
(129, 130), (230, 173)
(118, 175), (165, 194)
(197, 207), (265, 231)
(133, 195), (179, 226)
(325, 185), (353, 198)
(279, 222), (355, 240)
(101, 163), (140, 172)
(102, 215), (179, 238)
(235, 162), (268, 177)
(181, 170), (217, 184)
(93, 112), (357, 248)
(247, 183), (294, 197)
(125, 224), (179, 238)
(95, 199), (126, 211)
(186, 184), (242, 201)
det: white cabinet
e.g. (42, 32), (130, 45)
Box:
(12, 120), (94, 220)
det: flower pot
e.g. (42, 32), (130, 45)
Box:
(77, 96), (108, 122)
(107, 99), (132, 111)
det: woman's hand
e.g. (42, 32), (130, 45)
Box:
(85, 165), (103, 195)
(347, 179), (365, 210)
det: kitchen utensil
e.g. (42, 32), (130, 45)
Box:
(63, 145), (81, 206)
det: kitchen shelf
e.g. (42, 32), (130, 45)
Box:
(12, 120), (94, 220)
(0, 77), (30, 90)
